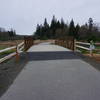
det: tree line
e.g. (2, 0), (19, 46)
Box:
(34, 16), (100, 42)
(0, 27), (16, 41)
(0, 28), (24, 41)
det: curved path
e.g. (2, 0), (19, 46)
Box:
(1, 43), (100, 100)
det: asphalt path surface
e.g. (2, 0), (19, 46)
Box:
(1, 43), (100, 100)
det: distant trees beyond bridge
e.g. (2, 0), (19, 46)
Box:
(34, 16), (100, 42)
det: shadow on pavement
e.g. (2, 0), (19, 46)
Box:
(27, 51), (80, 61)
(27, 51), (100, 71)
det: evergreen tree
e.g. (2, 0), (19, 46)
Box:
(57, 21), (61, 28)
(50, 15), (57, 38)
(68, 19), (75, 37)
(44, 18), (49, 32)
(75, 24), (80, 39)
(88, 18), (93, 31)
(35, 24), (40, 38)
(44, 18), (49, 28)
(50, 15), (57, 28)
(60, 18), (65, 28)
(8, 29), (16, 40)
(33, 16), (100, 41)
(87, 18), (94, 41)
(42, 18), (49, 39)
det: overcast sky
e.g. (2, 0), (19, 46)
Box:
(0, 0), (100, 35)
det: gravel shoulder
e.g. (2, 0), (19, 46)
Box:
(75, 52), (100, 71)
(0, 53), (28, 97)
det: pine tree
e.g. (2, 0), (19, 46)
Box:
(88, 18), (93, 31)
(43, 18), (49, 39)
(60, 18), (65, 28)
(44, 18), (49, 29)
(87, 18), (94, 41)
(75, 24), (80, 39)
(35, 24), (41, 39)
(50, 15), (57, 38)
(56, 21), (61, 29)
(68, 19), (75, 37)
(8, 28), (16, 40)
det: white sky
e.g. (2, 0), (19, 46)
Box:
(0, 0), (100, 35)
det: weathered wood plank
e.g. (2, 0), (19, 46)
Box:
(76, 42), (90, 45)
(0, 46), (16, 53)
(18, 42), (24, 48)
(0, 52), (16, 63)
(76, 45), (90, 50)
(0, 42), (24, 63)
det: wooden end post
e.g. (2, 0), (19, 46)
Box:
(16, 45), (19, 62)
(90, 50), (93, 57)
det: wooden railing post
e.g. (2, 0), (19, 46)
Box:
(90, 49), (93, 57)
(24, 36), (34, 51)
(74, 39), (76, 51)
(16, 45), (19, 62)
(0, 42), (24, 63)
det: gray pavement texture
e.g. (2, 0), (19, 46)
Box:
(1, 43), (100, 100)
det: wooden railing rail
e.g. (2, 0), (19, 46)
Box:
(0, 42), (24, 63)
(0, 46), (16, 54)
(75, 41), (100, 56)
(76, 42), (90, 45)
(75, 45), (90, 50)
(18, 42), (24, 52)
(55, 38), (100, 56)
(55, 37), (75, 51)
(0, 52), (16, 63)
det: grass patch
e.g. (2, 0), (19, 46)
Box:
(77, 48), (100, 55)
(77, 48), (89, 54)
(0, 49), (16, 59)
(0, 46), (9, 50)
(77, 44), (100, 54)
(96, 46), (100, 49)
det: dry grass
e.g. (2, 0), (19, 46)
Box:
(84, 54), (100, 62)
(0, 40), (23, 47)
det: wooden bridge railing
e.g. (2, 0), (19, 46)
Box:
(55, 37), (100, 56)
(0, 42), (24, 63)
(0, 36), (34, 63)
(55, 37), (75, 51)
(75, 41), (100, 56)
(24, 36), (34, 51)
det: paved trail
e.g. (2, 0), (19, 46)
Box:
(1, 43), (100, 100)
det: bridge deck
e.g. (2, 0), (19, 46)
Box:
(28, 42), (70, 52)
(1, 43), (100, 100)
